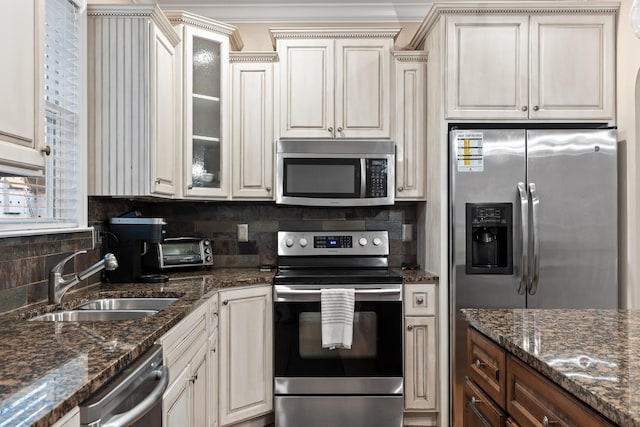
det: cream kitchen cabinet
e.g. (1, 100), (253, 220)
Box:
(0, 0), (46, 175)
(51, 407), (80, 427)
(230, 52), (277, 200)
(208, 293), (220, 427)
(166, 12), (242, 200)
(273, 28), (399, 139)
(393, 51), (427, 200)
(446, 10), (615, 121)
(218, 285), (273, 426)
(404, 283), (438, 412)
(160, 301), (208, 427)
(87, 5), (180, 197)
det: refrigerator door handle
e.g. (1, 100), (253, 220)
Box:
(517, 182), (528, 295)
(528, 183), (541, 295)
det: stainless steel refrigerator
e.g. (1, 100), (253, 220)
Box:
(449, 127), (618, 425)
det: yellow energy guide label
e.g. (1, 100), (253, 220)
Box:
(456, 132), (483, 172)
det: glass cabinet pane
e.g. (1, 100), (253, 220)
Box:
(192, 37), (221, 98)
(191, 139), (220, 188)
(191, 35), (222, 190)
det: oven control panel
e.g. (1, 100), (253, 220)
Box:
(278, 231), (389, 256)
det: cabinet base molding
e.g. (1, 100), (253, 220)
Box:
(403, 412), (438, 426)
(225, 412), (274, 427)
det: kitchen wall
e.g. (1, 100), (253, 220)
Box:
(88, 198), (419, 269)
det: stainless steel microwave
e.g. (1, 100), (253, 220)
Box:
(275, 139), (395, 207)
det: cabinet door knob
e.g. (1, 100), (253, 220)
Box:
(416, 297), (424, 304)
(533, 105), (540, 111)
(328, 127), (334, 133)
(188, 184), (193, 190)
(407, 325), (414, 331)
(521, 105), (528, 112)
(266, 187), (272, 192)
(398, 187), (404, 192)
(223, 300), (229, 305)
(41, 145), (51, 156)
(475, 359), (486, 368)
(337, 127), (343, 133)
(155, 178), (161, 184)
(470, 396), (482, 406)
(211, 347), (217, 353)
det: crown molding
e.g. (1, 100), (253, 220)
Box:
(164, 10), (244, 50)
(87, 4), (181, 46)
(393, 50), (428, 62)
(230, 51), (280, 62)
(270, 27), (402, 40)
(153, 2), (430, 23)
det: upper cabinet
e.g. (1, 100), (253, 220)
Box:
(408, 2), (618, 122)
(394, 51), (427, 200)
(165, 12), (243, 199)
(230, 52), (277, 200)
(87, 5), (181, 197)
(272, 28), (399, 139)
(0, 0), (46, 175)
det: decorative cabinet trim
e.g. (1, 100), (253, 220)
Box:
(393, 51), (428, 63)
(230, 52), (279, 63)
(409, 1), (619, 49)
(164, 10), (243, 50)
(87, 5), (180, 47)
(270, 27), (401, 47)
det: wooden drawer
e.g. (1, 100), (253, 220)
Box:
(159, 302), (208, 375)
(464, 378), (506, 427)
(404, 283), (436, 316)
(467, 327), (507, 409)
(506, 418), (520, 427)
(507, 355), (615, 427)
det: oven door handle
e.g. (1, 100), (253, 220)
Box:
(277, 289), (400, 295)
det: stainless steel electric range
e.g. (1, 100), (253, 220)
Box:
(273, 230), (404, 427)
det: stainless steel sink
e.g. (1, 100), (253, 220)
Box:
(75, 298), (179, 311)
(29, 309), (158, 322)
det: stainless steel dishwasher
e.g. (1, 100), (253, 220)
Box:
(80, 345), (168, 427)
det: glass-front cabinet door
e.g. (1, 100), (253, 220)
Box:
(167, 12), (240, 199)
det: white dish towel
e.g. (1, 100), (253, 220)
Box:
(321, 288), (355, 350)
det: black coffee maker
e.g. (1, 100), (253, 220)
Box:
(104, 212), (167, 283)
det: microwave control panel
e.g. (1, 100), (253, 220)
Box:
(365, 159), (388, 198)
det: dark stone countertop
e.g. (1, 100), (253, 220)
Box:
(462, 308), (640, 427)
(0, 268), (436, 427)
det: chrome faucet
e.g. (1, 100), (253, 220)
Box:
(48, 250), (118, 304)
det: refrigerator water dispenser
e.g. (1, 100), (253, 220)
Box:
(465, 203), (513, 274)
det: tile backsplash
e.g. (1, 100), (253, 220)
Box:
(89, 198), (419, 269)
(0, 198), (419, 313)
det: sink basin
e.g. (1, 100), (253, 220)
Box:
(75, 297), (179, 311)
(29, 309), (157, 322)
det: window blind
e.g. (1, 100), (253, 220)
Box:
(0, 0), (82, 231)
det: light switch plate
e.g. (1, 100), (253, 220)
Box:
(237, 224), (249, 242)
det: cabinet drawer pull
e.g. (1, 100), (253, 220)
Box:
(223, 300), (229, 305)
(475, 359), (486, 368)
(470, 396), (482, 406)
(542, 416), (558, 426)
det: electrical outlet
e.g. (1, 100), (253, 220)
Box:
(237, 224), (249, 242)
(402, 224), (413, 242)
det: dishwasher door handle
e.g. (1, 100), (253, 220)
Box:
(103, 366), (169, 427)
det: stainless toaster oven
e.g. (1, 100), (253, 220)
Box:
(143, 237), (213, 270)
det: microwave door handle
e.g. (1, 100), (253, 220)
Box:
(360, 159), (366, 197)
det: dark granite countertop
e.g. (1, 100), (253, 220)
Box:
(0, 267), (434, 427)
(462, 308), (640, 427)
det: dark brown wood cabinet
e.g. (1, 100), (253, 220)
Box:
(465, 327), (615, 427)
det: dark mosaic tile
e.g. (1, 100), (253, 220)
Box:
(279, 220), (324, 231)
(26, 281), (48, 304)
(322, 220), (365, 231)
(214, 254), (260, 267)
(364, 220), (390, 231)
(238, 241), (258, 255)
(215, 240), (237, 256)
(0, 285), (26, 312)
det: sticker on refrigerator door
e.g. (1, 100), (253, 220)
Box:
(456, 133), (484, 172)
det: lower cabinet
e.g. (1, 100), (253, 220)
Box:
(160, 301), (208, 427)
(465, 327), (615, 427)
(404, 283), (438, 414)
(219, 285), (273, 426)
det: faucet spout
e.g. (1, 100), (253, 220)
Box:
(48, 251), (119, 304)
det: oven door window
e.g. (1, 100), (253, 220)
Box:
(274, 301), (402, 377)
(283, 158), (361, 198)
